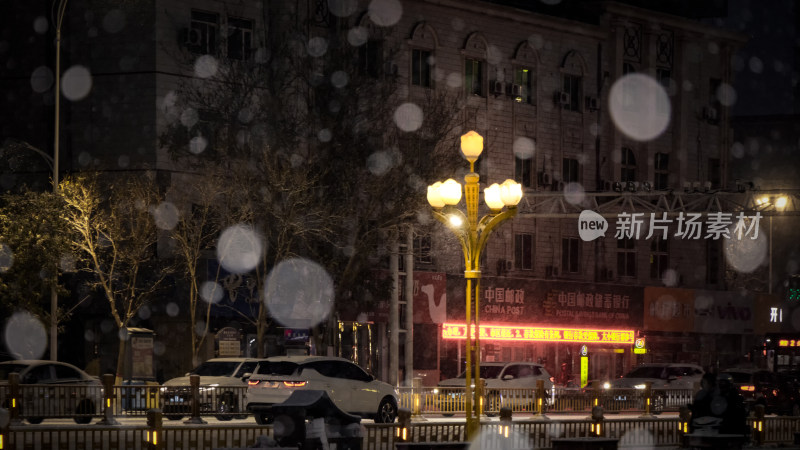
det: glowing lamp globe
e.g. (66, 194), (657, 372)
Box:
(460, 131), (484, 163)
(427, 182), (445, 208)
(484, 184), (504, 211)
(439, 179), (462, 206)
(500, 179), (523, 206)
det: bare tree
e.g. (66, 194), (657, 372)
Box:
(159, 6), (466, 358)
(60, 172), (171, 381)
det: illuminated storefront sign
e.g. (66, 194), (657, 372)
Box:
(778, 339), (800, 348)
(441, 323), (635, 344)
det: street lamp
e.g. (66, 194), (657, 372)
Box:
(48, 0), (69, 361)
(427, 131), (522, 439)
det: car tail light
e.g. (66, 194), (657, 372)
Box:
(248, 380), (261, 386)
(740, 385), (755, 392)
(550, 377), (555, 383)
(283, 381), (307, 387)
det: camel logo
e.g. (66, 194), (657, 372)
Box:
(578, 210), (608, 241)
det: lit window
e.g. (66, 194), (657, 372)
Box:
(513, 67), (534, 104)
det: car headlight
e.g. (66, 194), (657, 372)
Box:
(432, 388), (439, 395)
(634, 384), (646, 389)
(603, 382), (611, 389)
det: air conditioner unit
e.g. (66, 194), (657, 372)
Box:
(538, 172), (552, 186)
(491, 80), (504, 96)
(585, 96), (599, 111)
(505, 260), (513, 271)
(546, 266), (559, 278)
(598, 268), (614, 282)
(702, 106), (719, 121)
(182, 27), (202, 47)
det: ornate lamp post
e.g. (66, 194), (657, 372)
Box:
(427, 131), (522, 439)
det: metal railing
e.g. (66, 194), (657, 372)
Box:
(2, 412), (800, 450)
(0, 374), (715, 423)
(396, 383), (695, 416)
(0, 374), (250, 423)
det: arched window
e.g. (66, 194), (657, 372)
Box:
(512, 41), (539, 105)
(463, 32), (489, 97)
(409, 22), (437, 88)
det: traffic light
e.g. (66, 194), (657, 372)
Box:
(786, 275), (800, 302)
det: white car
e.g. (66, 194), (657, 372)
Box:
(602, 363), (704, 412)
(245, 355), (398, 424)
(0, 360), (103, 424)
(438, 362), (554, 413)
(607, 363), (704, 390)
(160, 357), (266, 420)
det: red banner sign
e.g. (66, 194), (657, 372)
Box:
(441, 323), (635, 344)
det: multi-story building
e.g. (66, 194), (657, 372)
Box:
(6, 0), (787, 385)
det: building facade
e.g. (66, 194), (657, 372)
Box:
(5, 0), (790, 385)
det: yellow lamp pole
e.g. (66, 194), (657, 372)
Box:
(427, 131), (522, 440)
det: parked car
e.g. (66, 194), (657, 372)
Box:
(721, 368), (800, 415)
(0, 360), (103, 424)
(599, 363), (704, 413)
(245, 355), (398, 424)
(160, 357), (266, 421)
(437, 362), (554, 414)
